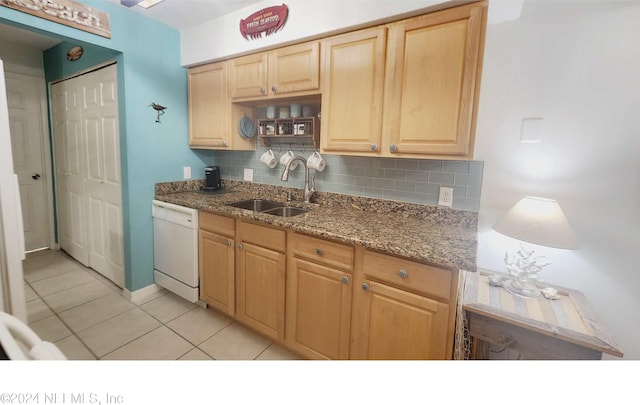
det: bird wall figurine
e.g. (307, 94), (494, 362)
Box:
(149, 102), (167, 123)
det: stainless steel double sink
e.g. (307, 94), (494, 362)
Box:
(226, 199), (309, 217)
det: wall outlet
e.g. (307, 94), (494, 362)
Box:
(438, 186), (453, 207)
(244, 168), (254, 182)
(183, 166), (191, 180)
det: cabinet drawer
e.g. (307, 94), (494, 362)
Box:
(362, 250), (452, 301)
(238, 221), (286, 252)
(289, 232), (354, 272)
(199, 211), (235, 237)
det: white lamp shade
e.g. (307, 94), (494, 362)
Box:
(492, 196), (581, 250)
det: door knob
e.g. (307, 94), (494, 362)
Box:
(32, 173), (41, 180)
(361, 283), (370, 291)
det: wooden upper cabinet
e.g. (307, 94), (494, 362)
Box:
(269, 41), (320, 95)
(188, 62), (255, 150)
(229, 53), (269, 99)
(320, 27), (387, 154)
(230, 41), (320, 100)
(382, 1), (487, 158)
(188, 62), (230, 148)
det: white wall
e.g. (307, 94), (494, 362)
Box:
(0, 41), (45, 77)
(181, 0), (452, 66)
(475, 1), (640, 360)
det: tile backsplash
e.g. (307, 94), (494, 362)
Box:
(197, 146), (483, 211)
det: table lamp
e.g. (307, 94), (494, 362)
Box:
(492, 196), (581, 298)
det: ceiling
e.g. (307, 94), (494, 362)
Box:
(102, 0), (263, 30)
(0, 0), (262, 51)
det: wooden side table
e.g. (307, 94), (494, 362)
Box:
(463, 270), (623, 360)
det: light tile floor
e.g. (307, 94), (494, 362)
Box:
(23, 249), (301, 360)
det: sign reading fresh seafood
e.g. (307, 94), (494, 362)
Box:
(240, 4), (288, 40)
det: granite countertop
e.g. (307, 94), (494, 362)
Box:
(154, 180), (478, 272)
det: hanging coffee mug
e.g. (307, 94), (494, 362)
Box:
(280, 150), (299, 170)
(307, 151), (326, 172)
(260, 149), (277, 168)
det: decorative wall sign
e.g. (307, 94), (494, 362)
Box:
(240, 4), (288, 40)
(66, 45), (83, 61)
(0, 0), (111, 38)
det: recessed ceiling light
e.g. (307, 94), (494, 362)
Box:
(137, 0), (164, 9)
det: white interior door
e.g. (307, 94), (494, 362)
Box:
(82, 65), (124, 287)
(6, 73), (51, 252)
(51, 64), (124, 287)
(51, 77), (89, 266)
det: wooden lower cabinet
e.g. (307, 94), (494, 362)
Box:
(350, 280), (450, 359)
(198, 213), (457, 360)
(350, 247), (457, 360)
(199, 212), (236, 316)
(235, 222), (286, 341)
(286, 257), (352, 359)
(199, 230), (235, 315)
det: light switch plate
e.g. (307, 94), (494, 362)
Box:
(183, 166), (191, 179)
(521, 118), (543, 143)
(244, 168), (253, 182)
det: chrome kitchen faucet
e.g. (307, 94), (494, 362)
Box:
(280, 155), (315, 203)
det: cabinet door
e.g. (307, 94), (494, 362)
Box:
(230, 52), (268, 99)
(320, 27), (386, 154)
(286, 258), (352, 359)
(269, 41), (320, 96)
(235, 242), (286, 341)
(383, 2), (487, 157)
(199, 230), (235, 316)
(188, 62), (230, 148)
(351, 280), (450, 359)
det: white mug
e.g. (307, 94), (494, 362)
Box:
(279, 150), (299, 170)
(260, 149), (277, 168)
(307, 151), (326, 172)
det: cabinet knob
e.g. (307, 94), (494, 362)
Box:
(361, 283), (370, 291)
(316, 247), (323, 256)
(260, 87), (266, 94)
(398, 269), (408, 279)
(271, 86), (277, 93)
(341, 276), (349, 284)
(389, 144), (397, 152)
(226, 240), (231, 247)
(221, 140), (227, 146)
(238, 244), (243, 250)
(370, 143), (377, 151)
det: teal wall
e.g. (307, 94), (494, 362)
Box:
(1, 1), (210, 291)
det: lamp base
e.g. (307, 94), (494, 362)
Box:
(504, 278), (540, 298)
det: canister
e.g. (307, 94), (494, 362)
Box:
(290, 104), (301, 118)
(266, 105), (276, 119)
(279, 106), (290, 119)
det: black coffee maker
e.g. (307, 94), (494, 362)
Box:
(203, 166), (221, 191)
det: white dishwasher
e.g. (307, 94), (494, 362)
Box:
(152, 200), (199, 302)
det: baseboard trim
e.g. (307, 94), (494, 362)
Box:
(122, 283), (165, 305)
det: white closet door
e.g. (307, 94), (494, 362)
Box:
(51, 77), (89, 266)
(51, 64), (124, 287)
(82, 65), (124, 287)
